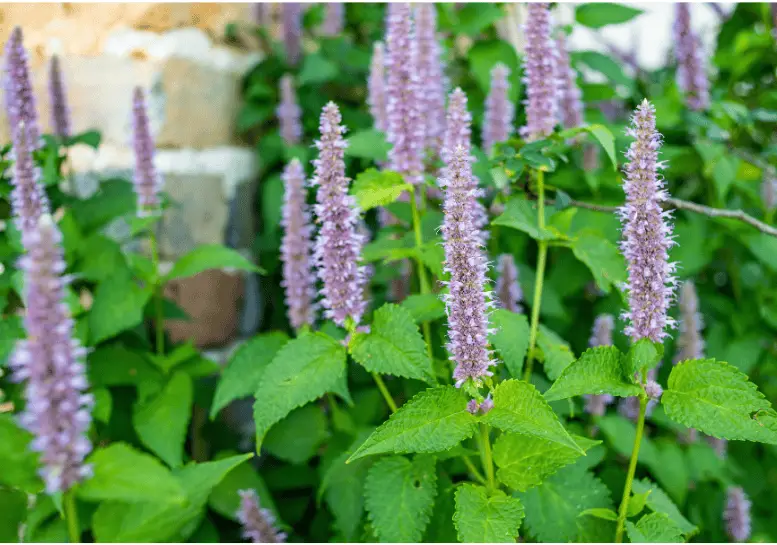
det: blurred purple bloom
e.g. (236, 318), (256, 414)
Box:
(312, 102), (367, 327)
(585, 314), (615, 417)
(414, 4), (446, 156)
(131, 87), (162, 217)
(466, 395), (494, 415)
(724, 486), (752, 543)
(675, 280), (704, 363)
(521, 3), (558, 141)
(48, 55), (71, 140)
(4, 27), (40, 148)
(761, 171), (777, 212)
(277, 74), (302, 146)
(368, 42), (388, 133)
(9, 121), (50, 237)
(645, 379), (663, 400)
(482, 63), (514, 155)
(495, 254), (523, 314)
(237, 489), (286, 543)
(10, 214), (93, 494)
(282, 3), (302, 66)
(555, 32), (583, 129)
(707, 436), (728, 459)
(673, 4), (710, 111)
(321, 3), (345, 36)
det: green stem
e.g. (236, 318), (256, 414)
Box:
(524, 170), (548, 382)
(463, 456), (488, 486)
(64, 491), (80, 543)
(372, 373), (398, 413)
(410, 188), (435, 363)
(478, 423), (495, 490)
(614, 395), (648, 543)
(149, 231), (165, 356)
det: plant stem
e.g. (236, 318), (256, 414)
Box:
(149, 230), (165, 356)
(479, 423), (495, 490)
(64, 491), (80, 543)
(524, 170), (548, 382)
(410, 188), (435, 363)
(463, 456), (488, 486)
(614, 395), (648, 543)
(372, 372), (398, 413)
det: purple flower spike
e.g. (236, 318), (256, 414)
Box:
(10, 214), (93, 494)
(521, 3), (558, 141)
(48, 55), (71, 140)
(707, 436), (727, 459)
(131, 87), (162, 217)
(619, 99), (676, 343)
(673, 4), (710, 111)
(675, 280), (704, 363)
(585, 314), (615, 417)
(321, 3), (345, 36)
(368, 42), (388, 133)
(312, 102), (368, 327)
(277, 74), (302, 146)
(414, 4), (446, 156)
(385, 3), (425, 185)
(281, 159), (316, 330)
(4, 27), (40, 148)
(495, 254), (523, 314)
(237, 489), (287, 543)
(555, 32), (584, 129)
(9, 121), (50, 237)
(482, 63), (514, 155)
(762, 171), (777, 212)
(724, 486), (752, 543)
(282, 3), (302, 66)
(441, 144), (495, 388)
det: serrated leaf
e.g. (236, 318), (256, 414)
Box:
(264, 404), (329, 464)
(625, 512), (684, 543)
(631, 479), (697, 536)
(0, 414), (43, 493)
(544, 346), (641, 402)
(626, 338), (664, 377)
(210, 332), (289, 418)
(662, 358), (777, 444)
(349, 303), (435, 384)
(569, 230), (626, 293)
(254, 332), (346, 448)
(364, 456), (437, 542)
(348, 387), (478, 462)
(453, 483), (524, 543)
(165, 245), (263, 282)
(351, 169), (411, 211)
(481, 379), (582, 453)
(494, 434), (600, 492)
(77, 443), (186, 504)
(537, 325), (575, 380)
(489, 310), (530, 379)
(492, 198), (564, 241)
(401, 293), (446, 324)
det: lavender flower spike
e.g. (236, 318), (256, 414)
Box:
(675, 280), (704, 363)
(282, 3), (302, 66)
(482, 64), (514, 155)
(321, 3), (345, 36)
(237, 489), (287, 543)
(673, 4), (710, 111)
(495, 254), (523, 314)
(556, 32), (584, 129)
(414, 4), (446, 156)
(9, 121), (50, 237)
(521, 3), (558, 141)
(619, 99), (676, 343)
(441, 144), (495, 387)
(131, 87), (162, 217)
(761, 170), (777, 213)
(10, 214), (93, 493)
(277, 74), (302, 146)
(724, 486), (752, 543)
(312, 102), (367, 327)
(385, 3), (425, 185)
(4, 27), (40, 148)
(280, 159), (316, 330)
(585, 314), (615, 417)
(48, 55), (71, 140)
(368, 42), (388, 133)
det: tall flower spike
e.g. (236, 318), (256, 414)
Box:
(277, 74), (302, 146)
(441, 144), (495, 387)
(312, 102), (367, 327)
(282, 3), (302, 66)
(482, 63), (514, 155)
(9, 121), (50, 237)
(724, 486), (752, 543)
(495, 254), (523, 314)
(9, 214), (93, 493)
(131, 87), (162, 217)
(280, 159), (316, 330)
(4, 27), (40, 148)
(414, 4), (446, 156)
(321, 3), (345, 36)
(673, 4), (710, 111)
(555, 32), (584, 129)
(585, 314), (615, 416)
(761, 170), (777, 212)
(521, 3), (558, 141)
(48, 55), (71, 140)
(237, 490), (287, 543)
(675, 280), (704, 363)
(385, 3), (425, 185)
(368, 42), (389, 133)
(619, 99), (676, 343)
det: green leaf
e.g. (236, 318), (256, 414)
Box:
(0, 414), (43, 493)
(69, 180), (136, 232)
(264, 404), (329, 464)
(631, 479), (697, 536)
(254, 332), (347, 448)
(626, 512), (684, 543)
(133, 372), (193, 467)
(569, 230), (627, 293)
(88, 267), (152, 344)
(662, 358), (777, 444)
(453, 483), (524, 543)
(579, 507), (618, 521)
(544, 346), (641, 402)
(0, 487), (27, 543)
(401, 294), (446, 324)
(482, 379), (582, 453)
(297, 53), (338, 85)
(536, 325), (575, 380)
(67, 130), (102, 148)
(207, 452), (277, 522)
(455, 5), (505, 36)
(626, 338), (664, 377)
(364, 455), (437, 542)
(627, 489), (652, 518)
(492, 198), (564, 241)
(351, 169), (411, 211)
(345, 129), (391, 162)
(92, 387), (112, 422)
(0, 315), (23, 366)
(424, 474), (458, 542)
(489, 310), (530, 379)
(586, 125), (617, 169)
(348, 387), (478, 462)
(574, 51), (633, 89)
(165, 245), (262, 282)
(575, 3), (643, 28)
(210, 332), (289, 418)
(494, 434), (600, 492)
(349, 303), (436, 384)
(77, 443), (186, 504)
(321, 450), (373, 541)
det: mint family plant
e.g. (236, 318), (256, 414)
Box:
(3, 2), (777, 544)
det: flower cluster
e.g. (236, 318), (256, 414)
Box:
(555, 32), (584, 129)
(321, 3), (344, 36)
(495, 253), (523, 314)
(237, 489), (287, 543)
(131, 87), (163, 216)
(4, 26), (40, 147)
(277, 74), (302, 146)
(482, 63), (514, 154)
(368, 42), (389, 133)
(673, 4), (710, 111)
(761, 170), (777, 212)
(282, 3), (302, 66)
(675, 280), (704, 362)
(724, 486), (752, 543)
(585, 314), (615, 417)
(9, 120), (50, 237)
(48, 55), (72, 140)
(521, 3), (558, 141)
(414, 4), (446, 156)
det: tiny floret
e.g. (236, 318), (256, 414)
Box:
(723, 486), (751, 543)
(237, 489), (287, 543)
